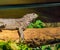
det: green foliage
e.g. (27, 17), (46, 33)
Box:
(0, 40), (60, 50)
(27, 20), (45, 28)
(55, 44), (60, 50)
(0, 40), (12, 50)
(41, 45), (52, 50)
(0, 40), (32, 50)
(18, 43), (32, 50)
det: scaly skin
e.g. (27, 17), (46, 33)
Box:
(0, 13), (38, 42)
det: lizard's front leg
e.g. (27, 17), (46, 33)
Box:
(18, 27), (24, 43)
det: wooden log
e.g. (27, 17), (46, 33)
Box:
(23, 27), (60, 46)
(0, 27), (60, 47)
(0, 30), (19, 41)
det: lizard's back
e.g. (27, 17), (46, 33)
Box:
(0, 13), (38, 29)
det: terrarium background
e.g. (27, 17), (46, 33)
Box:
(0, 0), (59, 5)
(0, 6), (60, 27)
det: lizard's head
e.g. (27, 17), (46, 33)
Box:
(24, 13), (38, 20)
(29, 13), (38, 19)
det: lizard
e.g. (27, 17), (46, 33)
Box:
(0, 13), (38, 42)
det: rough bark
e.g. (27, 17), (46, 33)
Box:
(0, 30), (19, 41)
(0, 27), (60, 47)
(23, 27), (60, 46)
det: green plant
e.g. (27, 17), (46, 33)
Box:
(0, 40), (60, 50)
(0, 40), (33, 50)
(27, 20), (45, 28)
(41, 45), (52, 50)
(0, 40), (12, 50)
(55, 44), (60, 50)
(18, 43), (32, 50)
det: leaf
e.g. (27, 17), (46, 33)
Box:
(41, 45), (52, 50)
(36, 25), (42, 28)
(55, 44), (60, 50)
(35, 20), (43, 24)
(28, 20), (45, 28)
(8, 42), (20, 50)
